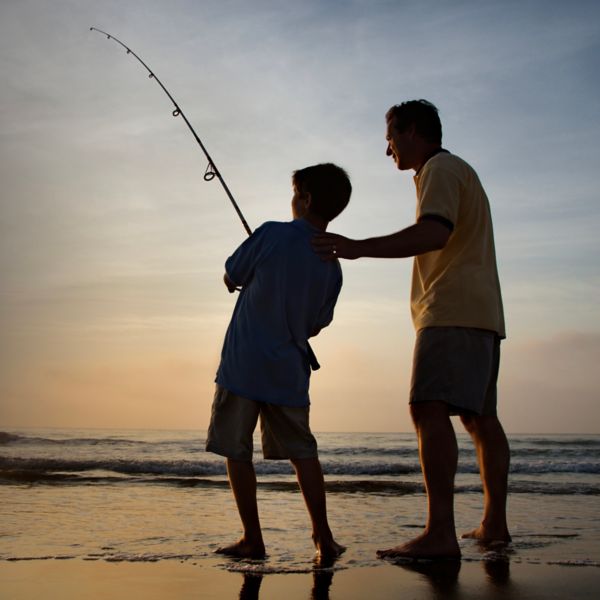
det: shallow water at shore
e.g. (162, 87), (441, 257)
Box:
(2, 429), (599, 572)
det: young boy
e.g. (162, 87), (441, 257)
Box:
(206, 163), (351, 562)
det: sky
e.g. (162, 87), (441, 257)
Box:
(1, 0), (599, 433)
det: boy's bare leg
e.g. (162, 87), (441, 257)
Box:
(290, 457), (345, 560)
(377, 401), (461, 559)
(216, 458), (266, 559)
(460, 414), (511, 543)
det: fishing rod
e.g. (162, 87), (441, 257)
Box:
(90, 28), (321, 370)
(90, 27), (252, 236)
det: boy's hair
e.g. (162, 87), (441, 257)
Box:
(386, 99), (442, 144)
(292, 163), (351, 222)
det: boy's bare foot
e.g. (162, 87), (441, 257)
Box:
(313, 533), (346, 563)
(215, 538), (266, 559)
(461, 525), (511, 544)
(315, 539), (346, 560)
(376, 531), (460, 560)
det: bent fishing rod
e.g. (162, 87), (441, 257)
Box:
(90, 27), (251, 236)
(90, 28), (321, 370)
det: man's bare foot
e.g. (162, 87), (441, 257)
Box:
(376, 531), (460, 560)
(461, 525), (511, 544)
(215, 538), (266, 559)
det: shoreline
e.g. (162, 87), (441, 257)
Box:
(1, 558), (599, 599)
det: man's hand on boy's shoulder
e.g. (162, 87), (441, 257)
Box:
(312, 232), (360, 261)
(223, 273), (239, 293)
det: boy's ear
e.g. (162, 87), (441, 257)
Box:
(303, 191), (312, 211)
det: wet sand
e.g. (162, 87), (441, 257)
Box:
(1, 558), (599, 599)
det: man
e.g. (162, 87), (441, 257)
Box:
(312, 100), (510, 559)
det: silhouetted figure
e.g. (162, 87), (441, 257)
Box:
(206, 163), (351, 561)
(313, 100), (511, 560)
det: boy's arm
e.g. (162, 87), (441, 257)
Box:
(223, 272), (238, 293)
(311, 271), (343, 337)
(223, 223), (271, 289)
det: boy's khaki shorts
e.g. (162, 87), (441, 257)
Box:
(410, 326), (500, 416)
(206, 385), (318, 461)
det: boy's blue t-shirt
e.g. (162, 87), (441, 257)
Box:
(215, 218), (342, 407)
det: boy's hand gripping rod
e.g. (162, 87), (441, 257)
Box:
(90, 28), (320, 370)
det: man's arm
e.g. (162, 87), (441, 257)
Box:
(312, 219), (451, 260)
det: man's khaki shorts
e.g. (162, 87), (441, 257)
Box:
(410, 326), (501, 416)
(205, 385), (318, 461)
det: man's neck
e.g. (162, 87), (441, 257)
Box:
(414, 144), (444, 174)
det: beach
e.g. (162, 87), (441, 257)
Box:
(2, 558), (600, 599)
(2, 428), (599, 597)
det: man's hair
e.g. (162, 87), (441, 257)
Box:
(386, 99), (442, 144)
(292, 163), (351, 222)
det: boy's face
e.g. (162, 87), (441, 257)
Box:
(291, 183), (310, 219)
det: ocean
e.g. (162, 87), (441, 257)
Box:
(1, 429), (599, 573)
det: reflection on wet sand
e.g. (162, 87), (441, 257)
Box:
(239, 573), (263, 600)
(483, 558), (511, 586)
(393, 558), (462, 597)
(390, 555), (514, 598)
(311, 568), (334, 600)
(235, 548), (516, 599)
(236, 562), (337, 600)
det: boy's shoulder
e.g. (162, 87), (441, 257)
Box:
(258, 220), (289, 233)
(257, 219), (313, 240)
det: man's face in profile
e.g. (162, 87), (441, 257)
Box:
(385, 117), (415, 171)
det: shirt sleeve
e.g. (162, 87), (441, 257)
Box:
(314, 266), (343, 331)
(224, 223), (271, 286)
(417, 164), (461, 227)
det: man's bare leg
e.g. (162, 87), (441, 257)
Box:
(290, 457), (345, 561)
(377, 401), (461, 559)
(460, 414), (511, 543)
(216, 458), (266, 559)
